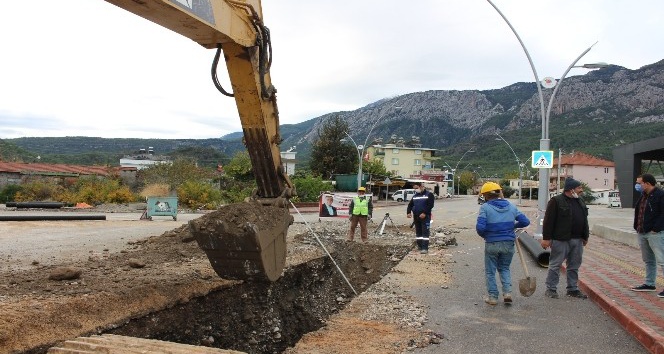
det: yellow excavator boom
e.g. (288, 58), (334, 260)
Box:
(104, 0), (293, 281)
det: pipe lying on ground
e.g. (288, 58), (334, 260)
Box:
(0, 215), (106, 221)
(517, 230), (550, 268)
(5, 202), (66, 209)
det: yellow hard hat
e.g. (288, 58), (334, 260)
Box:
(480, 182), (502, 194)
(357, 187), (366, 192)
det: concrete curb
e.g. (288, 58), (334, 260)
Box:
(579, 279), (664, 353)
(592, 224), (639, 248)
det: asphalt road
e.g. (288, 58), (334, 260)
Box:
(395, 197), (646, 354)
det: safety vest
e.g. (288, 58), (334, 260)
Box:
(352, 196), (369, 216)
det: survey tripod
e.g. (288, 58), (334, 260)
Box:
(373, 212), (401, 236)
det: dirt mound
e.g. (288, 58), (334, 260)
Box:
(0, 208), (458, 353)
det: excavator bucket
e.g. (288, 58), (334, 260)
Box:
(189, 202), (293, 282)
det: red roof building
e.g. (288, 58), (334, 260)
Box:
(550, 152), (616, 191)
(0, 162), (116, 188)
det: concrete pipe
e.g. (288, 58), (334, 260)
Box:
(516, 230), (550, 268)
(0, 215), (106, 221)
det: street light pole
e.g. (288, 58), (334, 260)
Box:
(486, 0), (604, 237)
(451, 147), (475, 197)
(495, 132), (523, 205)
(345, 103), (402, 190)
(342, 132), (363, 189)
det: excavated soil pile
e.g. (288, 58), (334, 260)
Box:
(0, 203), (444, 354)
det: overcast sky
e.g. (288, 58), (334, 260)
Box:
(1, 0), (662, 139)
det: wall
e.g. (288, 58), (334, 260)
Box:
(571, 165), (615, 190)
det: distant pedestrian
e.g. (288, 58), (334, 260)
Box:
(348, 187), (373, 242)
(630, 173), (664, 296)
(476, 182), (530, 305)
(541, 178), (589, 299)
(407, 181), (435, 254)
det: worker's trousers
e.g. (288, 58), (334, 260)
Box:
(414, 215), (431, 251)
(348, 215), (368, 241)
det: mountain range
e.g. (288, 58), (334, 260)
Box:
(3, 59), (663, 176)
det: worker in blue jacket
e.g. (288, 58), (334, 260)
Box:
(476, 182), (530, 305)
(407, 181), (435, 254)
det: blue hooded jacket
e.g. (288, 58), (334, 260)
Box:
(476, 199), (530, 242)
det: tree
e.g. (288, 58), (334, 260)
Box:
(581, 182), (596, 204)
(224, 151), (254, 182)
(363, 159), (391, 178)
(309, 115), (357, 179)
(458, 171), (477, 195)
(291, 173), (333, 202)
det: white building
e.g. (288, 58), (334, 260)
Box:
(119, 147), (171, 170)
(280, 150), (296, 176)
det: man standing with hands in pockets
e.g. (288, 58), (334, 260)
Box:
(630, 173), (664, 296)
(541, 178), (589, 299)
(407, 182), (435, 254)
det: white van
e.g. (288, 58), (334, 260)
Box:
(608, 191), (621, 208)
(392, 189), (416, 202)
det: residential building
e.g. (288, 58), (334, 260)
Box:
(280, 149), (296, 176)
(119, 147), (171, 170)
(550, 152), (616, 191)
(366, 143), (440, 178)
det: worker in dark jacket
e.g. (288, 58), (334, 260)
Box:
(630, 173), (664, 296)
(407, 182), (435, 254)
(541, 178), (589, 299)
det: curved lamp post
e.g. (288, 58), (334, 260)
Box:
(495, 132), (524, 205)
(486, 0), (607, 236)
(343, 103), (402, 189)
(341, 132), (363, 188)
(451, 147), (475, 197)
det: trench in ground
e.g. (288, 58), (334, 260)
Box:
(27, 240), (411, 354)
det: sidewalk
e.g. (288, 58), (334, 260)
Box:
(584, 206), (664, 353)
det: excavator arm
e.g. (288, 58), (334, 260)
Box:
(104, 0), (294, 281)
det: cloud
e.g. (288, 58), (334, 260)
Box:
(0, 0), (662, 139)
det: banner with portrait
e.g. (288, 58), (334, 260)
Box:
(319, 192), (373, 218)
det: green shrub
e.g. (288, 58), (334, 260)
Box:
(177, 180), (222, 209)
(500, 183), (516, 198)
(14, 181), (65, 202)
(292, 175), (333, 202)
(218, 175), (255, 204)
(107, 186), (139, 204)
(0, 184), (22, 203)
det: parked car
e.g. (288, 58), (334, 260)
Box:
(392, 189), (416, 202)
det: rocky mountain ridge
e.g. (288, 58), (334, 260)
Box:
(4, 59), (663, 170)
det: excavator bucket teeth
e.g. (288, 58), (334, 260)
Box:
(189, 202), (293, 282)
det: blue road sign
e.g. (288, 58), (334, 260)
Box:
(531, 150), (554, 168)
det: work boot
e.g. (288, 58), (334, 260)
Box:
(420, 249), (428, 254)
(544, 289), (559, 299)
(503, 293), (513, 304)
(483, 295), (498, 306)
(566, 290), (588, 299)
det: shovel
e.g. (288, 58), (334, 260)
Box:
(515, 236), (537, 297)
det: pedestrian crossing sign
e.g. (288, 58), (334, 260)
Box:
(531, 150), (554, 168)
